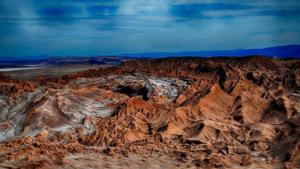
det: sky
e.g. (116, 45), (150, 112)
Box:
(0, 0), (300, 57)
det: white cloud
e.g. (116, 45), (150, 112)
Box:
(118, 0), (171, 16)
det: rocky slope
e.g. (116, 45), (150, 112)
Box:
(0, 56), (299, 169)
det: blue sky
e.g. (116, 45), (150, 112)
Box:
(0, 0), (300, 57)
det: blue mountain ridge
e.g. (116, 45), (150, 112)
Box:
(0, 45), (299, 63)
(120, 45), (300, 58)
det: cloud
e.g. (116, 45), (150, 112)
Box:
(117, 0), (170, 16)
(170, 2), (252, 19)
(0, 0), (299, 57)
(87, 5), (118, 16)
(170, 2), (300, 19)
(37, 6), (83, 18)
(255, 9), (300, 17)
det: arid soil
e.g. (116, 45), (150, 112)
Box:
(0, 56), (299, 169)
(0, 65), (107, 80)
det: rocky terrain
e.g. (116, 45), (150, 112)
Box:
(0, 56), (299, 168)
(0, 56), (129, 80)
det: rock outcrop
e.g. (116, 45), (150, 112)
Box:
(0, 56), (299, 168)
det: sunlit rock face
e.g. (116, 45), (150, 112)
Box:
(70, 73), (187, 103)
(0, 57), (299, 169)
(0, 73), (187, 141)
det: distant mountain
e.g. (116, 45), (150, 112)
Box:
(0, 45), (299, 66)
(0, 56), (130, 67)
(121, 45), (300, 58)
(43, 57), (126, 65)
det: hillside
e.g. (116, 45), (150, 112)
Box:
(0, 56), (299, 168)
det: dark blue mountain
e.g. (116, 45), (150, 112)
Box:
(121, 45), (300, 58)
(0, 45), (299, 65)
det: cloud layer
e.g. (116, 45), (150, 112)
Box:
(0, 0), (300, 57)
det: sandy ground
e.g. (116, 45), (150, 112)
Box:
(0, 153), (184, 169)
(0, 65), (108, 80)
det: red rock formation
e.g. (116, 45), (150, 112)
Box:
(0, 56), (299, 168)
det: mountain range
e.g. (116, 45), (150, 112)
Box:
(0, 45), (299, 63)
(121, 44), (300, 58)
(0, 56), (299, 168)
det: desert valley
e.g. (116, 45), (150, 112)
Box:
(0, 56), (299, 168)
